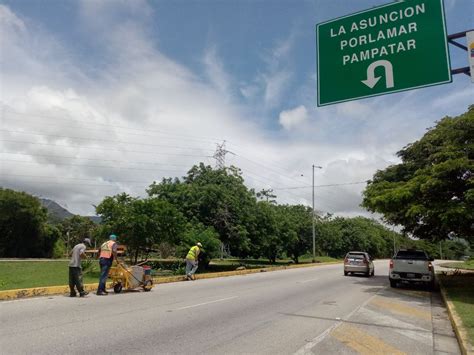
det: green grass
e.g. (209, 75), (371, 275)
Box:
(0, 261), (100, 291)
(439, 274), (474, 343)
(0, 256), (340, 291)
(212, 256), (338, 266)
(440, 259), (474, 270)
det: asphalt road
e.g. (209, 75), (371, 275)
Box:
(0, 260), (460, 354)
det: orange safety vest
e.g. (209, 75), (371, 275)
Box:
(99, 240), (116, 259)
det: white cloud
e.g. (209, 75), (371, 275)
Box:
(240, 30), (297, 109)
(262, 70), (292, 109)
(1, 2), (472, 221)
(279, 105), (308, 130)
(203, 45), (232, 99)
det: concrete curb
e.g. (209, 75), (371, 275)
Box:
(0, 261), (341, 301)
(438, 277), (473, 355)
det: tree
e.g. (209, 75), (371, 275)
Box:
(247, 201), (282, 263)
(177, 222), (221, 269)
(96, 193), (186, 263)
(277, 205), (313, 263)
(362, 106), (474, 242)
(316, 216), (401, 259)
(0, 188), (59, 257)
(256, 189), (277, 204)
(60, 215), (98, 252)
(148, 163), (257, 257)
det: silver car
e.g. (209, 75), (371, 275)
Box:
(344, 251), (374, 277)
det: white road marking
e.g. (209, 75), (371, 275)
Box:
(172, 296), (238, 311)
(360, 307), (432, 345)
(298, 278), (321, 283)
(293, 290), (381, 355)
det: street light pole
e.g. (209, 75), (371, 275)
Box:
(312, 165), (322, 263)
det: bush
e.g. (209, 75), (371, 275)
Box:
(52, 239), (66, 259)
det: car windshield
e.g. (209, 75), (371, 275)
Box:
(395, 251), (428, 260)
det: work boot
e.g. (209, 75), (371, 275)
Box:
(79, 291), (89, 297)
(69, 293), (77, 297)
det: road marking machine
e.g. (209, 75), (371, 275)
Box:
(108, 261), (153, 293)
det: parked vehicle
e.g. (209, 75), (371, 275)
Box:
(389, 249), (434, 289)
(344, 251), (374, 277)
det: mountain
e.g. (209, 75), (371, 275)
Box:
(40, 198), (74, 223)
(40, 198), (101, 224)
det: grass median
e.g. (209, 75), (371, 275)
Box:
(0, 260), (100, 291)
(438, 274), (474, 344)
(0, 256), (339, 291)
(440, 259), (474, 270)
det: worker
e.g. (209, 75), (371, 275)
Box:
(69, 238), (91, 297)
(185, 242), (202, 280)
(96, 234), (118, 295)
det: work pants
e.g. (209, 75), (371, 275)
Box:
(186, 259), (198, 276)
(69, 267), (84, 295)
(97, 257), (113, 292)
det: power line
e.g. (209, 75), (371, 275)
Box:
(227, 143), (310, 185)
(272, 181), (369, 190)
(0, 139), (210, 157)
(2, 106), (223, 143)
(0, 129), (215, 152)
(231, 153), (311, 186)
(1, 180), (131, 189)
(1, 152), (192, 168)
(1, 159), (187, 173)
(1, 173), (154, 184)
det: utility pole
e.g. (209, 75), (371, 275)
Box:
(312, 165), (322, 263)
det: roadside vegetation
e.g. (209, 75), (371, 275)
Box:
(438, 274), (474, 343)
(0, 261), (100, 291)
(0, 107), (472, 290)
(0, 256), (339, 291)
(440, 259), (474, 270)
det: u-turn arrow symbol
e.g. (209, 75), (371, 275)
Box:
(361, 60), (394, 89)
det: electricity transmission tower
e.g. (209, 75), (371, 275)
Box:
(213, 141), (233, 169)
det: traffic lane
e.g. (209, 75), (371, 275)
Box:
(311, 271), (460, 354)
(0, 263), (345, 333)
(0, 262), (387, 354)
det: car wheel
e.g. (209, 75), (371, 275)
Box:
(390, 279), (397, 288)
(365, 271), (370, 277)
(344, 271), (348, 276)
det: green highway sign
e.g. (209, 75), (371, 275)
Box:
(316, 0), (451, 106)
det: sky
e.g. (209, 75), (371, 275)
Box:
(0, 0), (473, 217)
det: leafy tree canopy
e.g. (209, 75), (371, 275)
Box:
(0, 188), (59, 257)
(60, 215), (98, 249)
(96, 193), (186, 263)
(148, 163), (257, 257)
(362, 106), (474, 241)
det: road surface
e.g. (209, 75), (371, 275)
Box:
(0, 260), (459, 354)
